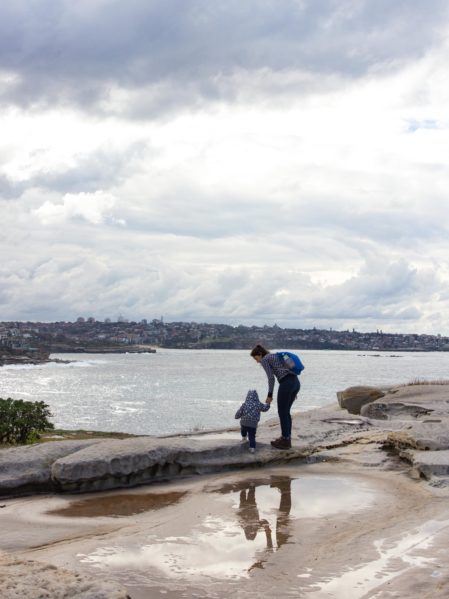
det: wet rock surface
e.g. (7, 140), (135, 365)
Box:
(2, 382), (449, 598)
(0, 551), (130, 598)
(4, 463), (448, 599)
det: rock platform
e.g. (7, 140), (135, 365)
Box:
(2, 382), (449, 598)
(2, 382), (449, 498)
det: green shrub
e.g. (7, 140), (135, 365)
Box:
(0, 397), (54, 445)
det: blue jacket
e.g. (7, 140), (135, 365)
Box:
(235, 389), (270, 428)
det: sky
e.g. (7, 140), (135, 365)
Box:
(1, 0), (449, 333)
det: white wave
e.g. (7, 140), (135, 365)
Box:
(67, 359), (108, 368)
(111, 405), (140, 414)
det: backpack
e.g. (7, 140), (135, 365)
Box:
(277, 351), (305, 375)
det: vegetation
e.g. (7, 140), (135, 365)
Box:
(0, 397), (54, 445)
(405, 379), (449, 386)
(39, 429), (140, 442)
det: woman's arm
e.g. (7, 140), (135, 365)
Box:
(261, 357), (275, 398)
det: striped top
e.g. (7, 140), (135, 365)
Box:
(261, 353), (294, 397)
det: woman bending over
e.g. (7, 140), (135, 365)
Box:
(250, 344), (300, 449)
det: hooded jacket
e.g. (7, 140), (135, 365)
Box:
(235, 389), (270, 428)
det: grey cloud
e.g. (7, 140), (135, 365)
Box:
(1, 0), (447, 114)
(299, 258), (435, 324)
(0, 225), (447, 332)
(119, 190), (448, 247)
(1, 164), (448, 332)
(30, 143), (146, 194)
(0, 175), (26, 200)
(295, 199), (449, 248)
(0, 144), (147, 200)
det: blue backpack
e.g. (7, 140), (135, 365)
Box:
(277, 351), (305, 375)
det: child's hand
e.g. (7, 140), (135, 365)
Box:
(265, 397), (272, 405)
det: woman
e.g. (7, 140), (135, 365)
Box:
(250, 344), (300, 449)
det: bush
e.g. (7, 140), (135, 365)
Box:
(0, 397), (54, 444)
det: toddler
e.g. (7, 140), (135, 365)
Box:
(235, 389), (270, 453)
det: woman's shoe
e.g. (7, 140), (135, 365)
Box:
(271, 437), (291, 449)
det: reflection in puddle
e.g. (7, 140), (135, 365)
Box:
(215, 474), (376, 520)
(80, 516), (267, 581)
(234, 478), (292, 571)
(79, 474), (378, 585)
(48, 491), (187, 518)
(216, 475), (376, 572)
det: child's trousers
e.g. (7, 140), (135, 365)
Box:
(241, 425), (257, 448)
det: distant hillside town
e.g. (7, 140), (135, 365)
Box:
(1, 317), (449, 364)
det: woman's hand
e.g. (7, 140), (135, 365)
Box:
(265, 397), (272, 404)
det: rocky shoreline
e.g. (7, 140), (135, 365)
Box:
(0, 355), (72, 367)
(2, 382), (449, 497)
(1, 382), (449, 597)
(50, 345), (157, 354)
(0, 346), (156, 367)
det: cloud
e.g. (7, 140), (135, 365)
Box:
(1, 0), (448, 115)
(33, 191), (118, 225)
(29, 144), (146, 194)
(1, 209), (449, 333)
(0, 174), (25, 199)
(2, 1), (449, 333)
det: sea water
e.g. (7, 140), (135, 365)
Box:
(0, 349), (448, 436)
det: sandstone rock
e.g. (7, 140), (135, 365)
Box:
(384, 431), (422, 451)
(0, 440), (104, 496)
(0, 552), (130, 598)
(51, 436), (233, 492)
(336, 386), (384, 414)
(2, 382), (449, 497)
(385, 424), (449, 451)
(359, 383), (449, 420)
(50, 435), (308, 493)
(0, 426), (315, 497)
(398, 449), (449, 481)
(361, 401), (433, 420)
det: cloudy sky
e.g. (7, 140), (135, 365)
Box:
(2, 0), (449, 333)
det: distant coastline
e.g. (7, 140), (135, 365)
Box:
(0, 346), (156, 367)
(2, 319), (449, 362)
(51, 346), (157, 354)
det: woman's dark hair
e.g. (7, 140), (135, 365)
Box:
(250, 344), (269, 358)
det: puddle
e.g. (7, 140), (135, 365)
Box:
(47, 491), (187, 518)
(78, 474), (379, 586)
(79, 515), (268, 582)
(214, 474), (377, 520)
(306, 519), (449, 598)
(322, 417), (367, 426)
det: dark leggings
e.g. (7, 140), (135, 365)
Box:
(241, 425), (257, 448)
(277, 374), (300, 438)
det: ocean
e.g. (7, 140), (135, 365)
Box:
(1, 348), (448, 436)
